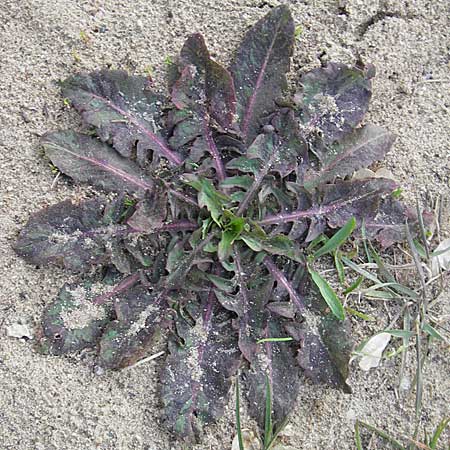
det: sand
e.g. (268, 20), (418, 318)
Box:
(0, 0), (449, 449)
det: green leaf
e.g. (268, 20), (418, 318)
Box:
(343, 276), (364, 294)
(206, 273), (235, 293)
(186, 176), (230, 224)
(429, 417), (449, 449)
(313, 217), (356, 259)
(226, 156), (262, 174)
(334, 250), (345, 284)
(241, 225), (303, 262)
(218, 217), (246, 260)
(383, 329), (413, 339)
(422, 323), (445, 341)
(308, 267), (345, 320)
(219, 175), (254, 190)
(201, 218), (213, 239)
(345, 306), (375, 321)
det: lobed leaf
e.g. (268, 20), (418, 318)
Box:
(15, 199), (130, 273)
(176, 33), (236, 130)
(303, 125), (396, 190)
(292, 314), (353, 392)
(42, 131), (154, 197)
(259, 178), (397, 232)
(39, 274), (116, 355)
(244, 313), (300, 431)
(364, 196), (433, 248)
(61, 70), (183, 165)
(265, 261), (353, 391)
(296, 62), (372, 147)
(170, 33), (236, 179)
(98, 285), (170, 369)
(161, 294), (241, 443)
(126, 183), (168, 233)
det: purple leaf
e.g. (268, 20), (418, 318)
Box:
(244, 313), (301, 430)
(303, 125), (396, 190)
(42, 131), (154, 197)
(179, 33), (236, 129)
(126, 184), (168, 233)
(164, 234), (214, 290)
(263, 260), (353, 392)
(38, 273), (116, 355)
(292, 315), (353, 393)
(167, 109), (203, 150)
(14, 199), (128, 273)
(263, 256), (306, 314)
(259, 178), (397, 229)
(296, 62), (373, 147)
(228, 110), (306, 216)
(170, 34), (236, 179)
(61, 70), (183, 166)
(98, 285), (170, 369)
(160, 292), (240, 442)
(234, 251), (273, 362)
(320, 178), (397, 228)
(230, 5), (295, 144)
(365, 196), (434, 248)
(212, 250), (272, 362)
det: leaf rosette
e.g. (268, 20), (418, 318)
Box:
(14, 5), (430, 445)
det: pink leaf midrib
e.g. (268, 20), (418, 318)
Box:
(45, 142), (154, 192)
(86, 92), (183, 166)
(241, 20), (284, 141)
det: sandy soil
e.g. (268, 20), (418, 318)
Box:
(0, 1), (449, 449)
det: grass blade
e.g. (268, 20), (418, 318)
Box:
(416, 197), (430, 261)
(414, 320), (423, 440)
(384, 329), (413, 339)
(342, 256), (382, 284)
(257, 337), (293, 344)
(235, 377), (245, 450)
(361, 219), (373, 263)
(308, 267), (345, 320)
(357, 420), (406, 449)
(343, 276), (364, 294)
(335, 250), (346, 284)
(355, 421), (363, 450)
(422, 323), (445, 341)
(399, 305), (411, 392)
(346, 306), (376, 321)
(313, 217), (356, 259)
(429, 417), (449, 449)
(368, 241), (419, 299)
(264, 375), (273, 448)
(266, 416), (290, 450)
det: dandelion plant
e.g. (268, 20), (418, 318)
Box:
(15, 5), (428, 445)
